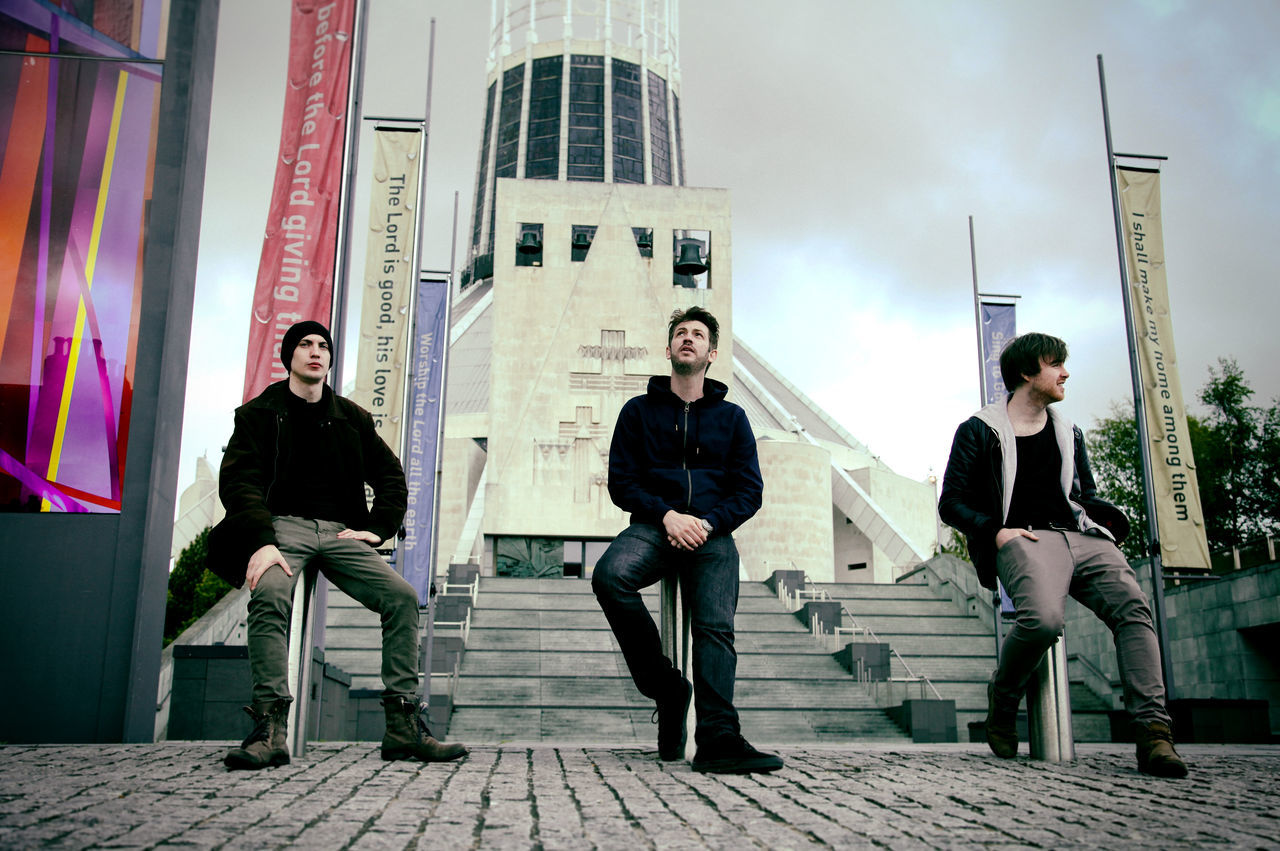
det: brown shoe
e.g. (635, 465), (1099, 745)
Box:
(224, 698), (291, 770)
(381, 696), (468, 762)
(985, 681), (1019, 759)
(1135, 721), (1188, 778)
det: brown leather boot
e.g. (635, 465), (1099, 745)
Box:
(224, 698), (291, 770)
(381, 696), (468, 762)
(1135, 721), (1188, 778)
(985, 680), (1019, 759)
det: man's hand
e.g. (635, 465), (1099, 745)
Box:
(337, 529), (382, 546)
(664, 511), (708, 551)
(995, 527), (1039, 548)
(246, 544), (293, 591)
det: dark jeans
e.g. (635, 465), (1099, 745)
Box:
(994, 529), (1171, 726)
(247, 516), (421, 705)
(592, 523), (741, 746)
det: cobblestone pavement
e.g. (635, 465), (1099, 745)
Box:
(0, 743), (1276, 849)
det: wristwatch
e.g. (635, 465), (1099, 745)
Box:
(700, 518), (714, 534)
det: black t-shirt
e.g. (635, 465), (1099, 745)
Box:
(1004, 420), (1077, 532)
(274, 389), (346, 523)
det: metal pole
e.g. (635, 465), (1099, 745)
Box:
(418, 16), (442, 713)
(969, 216), (986, 409)
(1027, 637), (1075, 762)
(329, 0), (369, 394)
(1097, 54), (1175, 699)
(969, 216), (1008, 658)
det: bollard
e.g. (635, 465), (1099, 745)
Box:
(658, 575), (694, 754)
(285, 570), (318, 758)
(1027, 636), (1074, 762)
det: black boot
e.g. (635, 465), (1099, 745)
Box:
(985, 680), (1019, 759)
(654, 677), (693, 761)
(381, 696), (468, 762)
(224, 698), (291, 770)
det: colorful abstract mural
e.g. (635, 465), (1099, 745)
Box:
(0, 0), (168, 512)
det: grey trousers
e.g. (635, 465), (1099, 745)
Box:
(994, 529), (1171, 727)
(247, 516), (420, 704)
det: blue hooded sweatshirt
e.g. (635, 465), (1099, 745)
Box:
(607, 375), (763, 536)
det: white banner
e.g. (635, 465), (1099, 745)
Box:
(349, 128), (423, 457)
(1117, 166), (1210, 570)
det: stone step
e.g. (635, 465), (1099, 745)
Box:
(442, 707), (909, 745)
(890, 655), (996, 683)
(843, 613), (993, 637)
(452, 649), (852, 680)
(858, 633), (994, 657)
(810, 581), (939, 601)
(840, 599), (969, 619)
(467, 609), (814, 632)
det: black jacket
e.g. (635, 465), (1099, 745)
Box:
(207, 380), (407, 587)
(607, 375), (763, 536)
(939, 404), (1129, 590)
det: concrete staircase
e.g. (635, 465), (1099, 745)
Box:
(444, 578), (910, 745)
(810, 574), (1116, 741)
(318, 564), (1117, 744)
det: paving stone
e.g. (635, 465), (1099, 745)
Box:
(0, 743), (1276, 848)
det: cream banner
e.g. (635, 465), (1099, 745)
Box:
(350, 128), (423, 457)
(1117, 166), (1210, 570)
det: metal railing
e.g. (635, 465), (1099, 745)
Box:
(780, 576), (943, 702)
(428, 658), (461, 708)
(439, 575), (480, 606)
(433, 607), (472, 645)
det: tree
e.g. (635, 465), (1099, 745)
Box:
(1085, 402), (1150, 561)
(164, 526), (232, 645)
(1197, 358), (1267, 547)
(1087, 358), (1279, 558)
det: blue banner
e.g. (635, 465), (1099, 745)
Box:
(402, 278), (449, 604)
(980, 302), (1016, 405)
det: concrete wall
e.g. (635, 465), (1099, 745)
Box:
(485, 179), (732, 543)
(1066, 561), (1280, 733)
(848, 466), (937, 583)
(734, 439), (833, 582)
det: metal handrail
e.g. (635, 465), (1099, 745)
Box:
(433, 608), (471, 645)
(439, 575), (480, 605)
(794, 580), (943, 702)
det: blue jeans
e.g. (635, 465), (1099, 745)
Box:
(592, 523), (741, 746)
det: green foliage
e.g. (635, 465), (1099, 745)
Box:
(1197, 358), (1269, 547)
(1087, 357), (1278, 557)
(937, 526), (971, 562)
(164, 526), (232, 646)
(1085, 402), (1150, 561)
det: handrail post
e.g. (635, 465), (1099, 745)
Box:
(1027, 636), (1075, 762)
(285, 569), (318, 758)
(658, 574), (693, 753)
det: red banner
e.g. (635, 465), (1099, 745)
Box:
(241, 0), (357, 401)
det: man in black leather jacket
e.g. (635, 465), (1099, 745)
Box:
(209, 320), (465, 770)
(592, 307), (781, 774)
(939, 332), (1187, 777)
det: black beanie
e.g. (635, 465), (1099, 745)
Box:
(280, 320), (334, 373)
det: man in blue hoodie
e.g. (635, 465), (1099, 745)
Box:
(592, 306), (781, 774)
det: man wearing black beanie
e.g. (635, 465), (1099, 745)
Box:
(209, 319), (467, 770)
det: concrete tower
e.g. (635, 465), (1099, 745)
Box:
(438, 0), (937, 586)
(464, 0), (686, 287)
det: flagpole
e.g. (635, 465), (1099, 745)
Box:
(969, 216), (987, 409)
(419, 16), (442, 715)
(968, 216), (1006, 657)
(1098, 53), (1175, 700)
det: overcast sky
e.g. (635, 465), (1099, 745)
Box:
(181, 0), (1280, 496)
